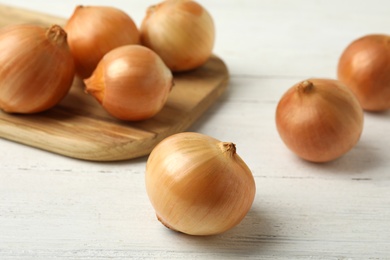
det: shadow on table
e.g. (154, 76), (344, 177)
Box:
(298, 138), (386, 177)
(167, 205), (281, 255)
(312, 110), (390, 175)
(297, 139), (385, 174)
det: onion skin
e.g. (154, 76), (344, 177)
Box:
(0, 24), (75, 114)
(275, 79), (364, 163)
(84, 45), (173, 121)
(337, 34), (390, 111)
(140, 0), (215, 72)
(65, 5), (140, 79)
(145, 132), (256, 236)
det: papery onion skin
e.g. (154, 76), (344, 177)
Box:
(84, 45), (173, 121)
(275, 79), (364, 163)
(140, 0), (215, 72)
(337, 34), (390, 111)
(0, 24), (75, 114)
(65, 5), (140, 79)
(145, 132), (256, 236)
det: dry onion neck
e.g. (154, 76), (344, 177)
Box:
(220, 142), (236, 156)
(297, 80), (314, 94)
(46, 25), (67, 45)
(147, 5), (158, 14)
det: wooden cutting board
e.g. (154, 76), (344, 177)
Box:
(0, 4), (229, 161)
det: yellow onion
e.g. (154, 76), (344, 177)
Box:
(275, 79), (364, 163)
(140, 0), (215, 72)
(84, 45), (173, 121)
(145, 132), (256, 236)
(65, 5), (140, 79)
(0, 24), (75, 114)
(337, 34), (390, 111)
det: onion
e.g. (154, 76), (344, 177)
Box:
(140, 0), (215, 72)
(275, 78), (364, 163)
(337, 34), (390, 111)
(65, 5), (140, 79)
(145, 132), (256, 236)
(84, 45), (173, 121)
(0, 24), (75, 114)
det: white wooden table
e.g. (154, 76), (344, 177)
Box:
(1, 0), (390, 259)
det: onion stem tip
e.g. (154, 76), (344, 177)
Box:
(297, 80), (314, 93)
(220, 142), (236, 155)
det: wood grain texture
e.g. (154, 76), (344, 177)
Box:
(0, 4), (229, 161)
(0, 4), (65, 26)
